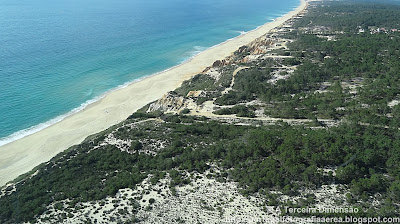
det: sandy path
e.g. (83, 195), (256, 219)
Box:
(221, 66), (249, 94)
(0, 0), (308, 187)
(189, 110), (333, 124)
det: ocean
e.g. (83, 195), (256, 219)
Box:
(0, 0), (300, 146)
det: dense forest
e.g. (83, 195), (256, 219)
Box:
(2, 114), (399, 222)
(1, 0), (400, 223)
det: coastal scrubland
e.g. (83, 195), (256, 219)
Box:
(1, 0), (400, 223)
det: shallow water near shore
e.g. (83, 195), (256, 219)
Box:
(0, 0), (299, 145)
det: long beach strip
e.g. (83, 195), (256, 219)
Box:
(0, 0), (307, 186)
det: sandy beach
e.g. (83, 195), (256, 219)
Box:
(0, 0), (307, 187)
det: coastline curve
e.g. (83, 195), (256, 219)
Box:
(0, 0), (308, 187)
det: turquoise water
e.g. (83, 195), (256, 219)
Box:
(0, 0), (300, 145)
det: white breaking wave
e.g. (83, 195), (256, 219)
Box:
(235, 30), (247, 35)
(179, 46), (208, 64)
(0, 11), (291, 148)
(0, 95), (104, 147)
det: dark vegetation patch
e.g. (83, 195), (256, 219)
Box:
(2, 1), (400, 222)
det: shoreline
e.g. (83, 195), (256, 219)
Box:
(0, 13), (290, 148)
(0, 0), (308, 187)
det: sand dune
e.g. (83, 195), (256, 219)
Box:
(0, 0), (307, 187)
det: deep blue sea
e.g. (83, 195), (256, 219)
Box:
(0, 0), (300, 146)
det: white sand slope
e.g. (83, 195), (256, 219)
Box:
(0, 0), (308, 187)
